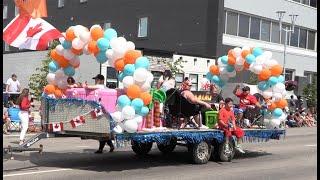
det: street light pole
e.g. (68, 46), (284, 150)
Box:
(276, 11), (298, 81)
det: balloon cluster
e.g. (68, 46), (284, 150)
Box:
(206, 46), (288, 128)
(44, 24), (120, 98)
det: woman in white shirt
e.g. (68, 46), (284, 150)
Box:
(157, 70), (176, 92)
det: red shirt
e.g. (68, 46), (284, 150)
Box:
(235, 92), (257, 109)
(218, 107), (235, 127)
(20, 97), (31, 111)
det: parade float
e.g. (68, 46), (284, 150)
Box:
(5, 24), (286, 164)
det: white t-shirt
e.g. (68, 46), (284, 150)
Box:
(95, 84), (105, 89)
(6, 78), (20, 92)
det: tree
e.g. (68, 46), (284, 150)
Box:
(244, 72), (259, 85)
(302, 78), (317, 108)
(166, 57), (186, 76)
(28, 40), (60, 99)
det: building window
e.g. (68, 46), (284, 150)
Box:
(285, 69), (294, 81)
(226, 11), (238, 36)
(138, 17), (148, 38)
(304, 72), (314, 84)
(151, 71), (163, 88)
(299, 28), (307, 48)
(261, 20), (271, 42)
(3, 5), (8, 19)
(301, 0), (310, 5)
(307, 30), (316, 50)
(103, 22), (111, 30)
(281, 25), (290, 45)
(58, 0), (64, 8)
(80, 0), (88, 3)
(290, 27), (299, 47)
(189, 74), (198, 91)
(250, 17), (260, 40)
(238, 14), (250, 38)
(207, 60), (210, 67)
(4, 43), (10, 52)
(175, 73), (184, 88)
(15, 5), (19, 16)
(106, 67), (118, 88)
(271, 22), (280, 43)
(310, 0), (317, 7)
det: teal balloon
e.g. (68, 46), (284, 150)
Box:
(49, 61), (60, 72)
(118, 72), (125, 81)
(277, 75), (285, 83)
(63, 66), (75, 76)
(268, 76), (278, 86)
(206, 72), (213, 81)
(226, 65), (235, 72)
(272, 108), (283, 118)
(221, 55), (228, 64)
(135, 57), (150, 69)
(139, 106), (150, 116)
(97, 38), (110, 51)
(123, 64), (135, 76)
(117, 95), (131, 108)
(211, 75), (220, 83)
(131, 98), (144, 112)
(252, 47), (263, 57)
(62, 40), (72, 49)
(104, 28), (118, 41)
(95, 51), (107, 63)
(217, 80), (225, 88)
(245, 54), (256, 64)
(257, 81), (269, 91)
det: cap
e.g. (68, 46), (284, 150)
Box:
(92, 74), (105, 81)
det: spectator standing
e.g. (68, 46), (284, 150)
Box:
(5, 74), (21, 105)
(288, 95), (296, 113)
(295, 96), (304, 112)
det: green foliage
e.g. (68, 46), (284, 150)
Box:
(166, 57), (186, 76)
(28, 40), (60, 99)
(302, 78), (317, 108)
(245, 72), (259, 85)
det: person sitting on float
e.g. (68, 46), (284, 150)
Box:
(157, 70), (176, 92)
(218, 97), (245, 153)
(82, 74), (106, 90)
(67, 77), (80, 88)
(180, 79), (211, 129)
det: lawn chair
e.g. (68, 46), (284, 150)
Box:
(8, 107), (21, 131)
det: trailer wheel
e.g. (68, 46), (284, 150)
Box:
(218, 140), (235, 162)
(191, 141), (211, 164)
(157, 138), (177, 154)
(131, 141), (153, 156)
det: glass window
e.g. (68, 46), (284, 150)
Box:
(189, 74), (198, 91)
(285, 69), (294, 81)
(290, 27), (299, 47)
(3, 5), (7, 19)
(15, 5), (19, 16)
(238, 14), (249, 38)
(261, 20), (271, 41)
(271, 22), (280, 43)
(310, 0), (317, 7)
(281, 25), (290, 45)
(301, 0), (310, 5)
(292, 0), (300, 2)
(307, 30), (315, 50)
(299, 28), (307, 48)
(106, 67), (118, 79)
(80, 0), (88, 3)
(103, 22), (111, 30)
(58, 0), (64, 7)
(226, 11), (238, 36)
(175, 73), (184, 88)
(138, 17), (148, 38)
(250, 17), (260, 40)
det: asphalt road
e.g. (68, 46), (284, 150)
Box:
(3, 127), (317, 180)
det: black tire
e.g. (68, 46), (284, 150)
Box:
(218, 140), (235, 162)
(191, 141), (212, 164)
(131, 141), (153, 156)
(157, 138), (177, 154)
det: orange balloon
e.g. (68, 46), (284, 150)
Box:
(65, 29), (76, 41)
(275, 99), (288, 109)
(228, 49), (235, 58)
(243, 61), (250, 70)
(124, 50), (142, 64)
(140, 92), (152, 105)
(55, 56), (69, 68)
(270, 64), (283, 76)
(90, 27), (104, 41)
(44, 84), (56, 94)
(209, 65), (220, 75)
(87, 41), (99, 54)
(114, 58), (125, 71)
(258, 69), (271, 81)
(50, 49), (59, 60)
(228, 56), (236, 65)
(71, 48), (83, 55)
(268, 102), (277, 111)
(126, 84), (141, 99)
(241, 50), (250, 59)
(54, 88), (63, 98)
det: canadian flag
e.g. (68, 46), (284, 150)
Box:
(70, 116), (86, 128)
(90, 108), (103, 119)
(49, 122), (64, 132)
(3, 14), (62, 50)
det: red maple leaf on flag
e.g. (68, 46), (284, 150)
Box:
(26, 23), (42, 37)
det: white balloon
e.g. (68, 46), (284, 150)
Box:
(262, 88), (273, 99)
(57, 79), (68, 89)
(219, 67), (227, 75)
(273, 92), (283, 101)
(46, 73), (56, 84)
(110, 38), (119, 49)
(90, 24), (102, 32)
(263, 51), (272, 60)
(132, 115), (143, 124)
(133, 68), (148, 83)
(69, 56), (80, 67)
(146, 72), (154, 83)
(55, 69), (65, 78)
(126, 41), (135, 50)
(233, 47), (242, 57)
(122, 76), (134, 88)
(253, 64), (263, 74)
(264, 59), (278, 68)
(117, 37), (127, 45)
(63, 50), (75, 60)
(123, 119), (138, 133)
(236, 57), (245, 65)
(242, 46), (251, 51)
(83, 44), (90, 55)
(72, 38), (85, 50)
(79, 31), (91, 43)
(113, 125), (123, 133)
(110, 111), (123, 122)
(106, 49), (114, 60)
(255, 55), (266, 65)
(56, 45), (64, 55)
(279, 113), (287, 122)
(273, 83), (286, 93)
(140, 81), (151, 92)
(281, 90), (287, 97)
(108, 58), (116, 67)
(270, 118), (281, 128)
(122, 106), (136, 120)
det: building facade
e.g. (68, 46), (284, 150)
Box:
(3, 0), (317, 95)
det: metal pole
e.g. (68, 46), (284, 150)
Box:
(283, 27), (288, 80)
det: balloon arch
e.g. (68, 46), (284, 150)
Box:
(205, 47), (288, 128)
